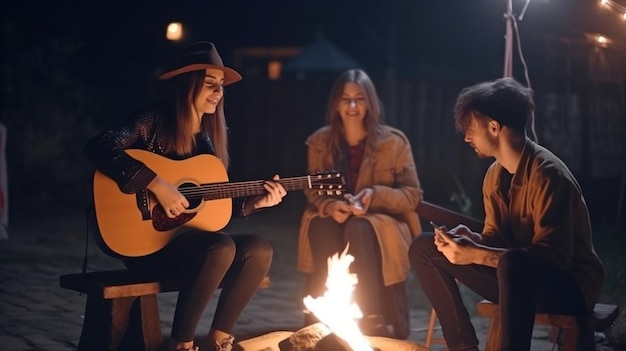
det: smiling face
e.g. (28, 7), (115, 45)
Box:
(193, 68), (225, 115)
(337, 82), (367, 126)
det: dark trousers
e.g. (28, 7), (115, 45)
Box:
(409, 232), (589, 351)
(124, 231), (273, 342)
(306, 216), (384, 317)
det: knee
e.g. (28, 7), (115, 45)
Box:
(409, 233), (434, 256)
(309, 216), (334, 234)
(408, 232), (435, 261)
(211, 234), (237, 261)
(308, 217), (339, 244)
(344, 217), (374, 241)
(245, 235), (274, 267)
(254, 236), (274, 261)
(497, 248), (531, 278)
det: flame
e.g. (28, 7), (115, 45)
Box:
(303, 244), (373, 351)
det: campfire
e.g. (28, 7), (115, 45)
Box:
(235, 244), (429, 351)
(302, 244), (373, 351)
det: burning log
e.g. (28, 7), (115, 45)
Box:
(236, 327), (428, 351)
(278, 323), (332, 351)
(302, 245), (373, 351)
(278, 323), (381, 351)
(235, 244), (428, 351)
(313, 333), (381, 351)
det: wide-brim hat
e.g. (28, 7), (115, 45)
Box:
(158, 41), (242, 85)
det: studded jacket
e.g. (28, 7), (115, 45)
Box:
(84, 103), (255, 218)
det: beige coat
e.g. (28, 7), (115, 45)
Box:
(297, 125), (423, 286)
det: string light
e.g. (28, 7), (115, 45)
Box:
(600, 0), (626, 21)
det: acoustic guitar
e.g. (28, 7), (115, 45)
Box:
(91, 149), (345, 258)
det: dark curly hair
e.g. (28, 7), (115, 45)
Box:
(454, 77), (534, 135)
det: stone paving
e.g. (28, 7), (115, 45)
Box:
(0, 205), (617, 351)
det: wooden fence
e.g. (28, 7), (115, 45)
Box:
(223, 76), (626, 221)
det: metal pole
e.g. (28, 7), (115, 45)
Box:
(503, 0), (513, 77)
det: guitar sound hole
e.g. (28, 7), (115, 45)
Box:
(178, 182), (202, 209)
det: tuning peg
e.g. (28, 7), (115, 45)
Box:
(317, 190), (344, 196)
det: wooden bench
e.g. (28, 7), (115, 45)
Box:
(476, 299), (620, 351)
(60, 269), (270, 351)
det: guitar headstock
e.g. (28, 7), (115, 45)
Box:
(309, 171), (346, 195)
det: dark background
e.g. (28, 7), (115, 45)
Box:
(2, 0), (625, 224)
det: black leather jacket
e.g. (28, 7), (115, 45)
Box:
(84, 103), (253, 217)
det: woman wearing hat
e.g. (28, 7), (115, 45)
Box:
(85, 41), (285, 351)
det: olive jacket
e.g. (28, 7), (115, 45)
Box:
(481, 138), (605, 310)
(297, 125), (423, 286)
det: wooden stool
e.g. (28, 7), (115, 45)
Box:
(476, 300), (619, 351)
(60, 270), (270, 351)
(424, 307), (447, 349)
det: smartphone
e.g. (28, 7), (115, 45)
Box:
(430, 221), (459, 238)
(347, 195), (363, 210)
(429, 221), (444, 231)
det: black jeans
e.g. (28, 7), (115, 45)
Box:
(409, 232), (588, 351)
(306, 216), (384, 317)
(124, 231), (273, 342)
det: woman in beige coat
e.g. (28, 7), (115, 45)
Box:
(298, 69), (423, 338)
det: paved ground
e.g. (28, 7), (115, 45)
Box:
(0, 205), (619, 351)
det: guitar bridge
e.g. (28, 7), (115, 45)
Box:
(136, 189), (151, 220)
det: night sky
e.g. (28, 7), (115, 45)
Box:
(6, 0), (626, 84)
(2, 0), (626, 217)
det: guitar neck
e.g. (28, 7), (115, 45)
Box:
(185, 176), (312, 201)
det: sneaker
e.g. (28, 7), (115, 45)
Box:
(214, 335), (234, 351)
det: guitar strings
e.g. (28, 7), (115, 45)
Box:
(176, 176), (342, 199)
(177, 178), (330, 196)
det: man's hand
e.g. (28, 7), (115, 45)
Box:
(446, 224), (483, 242)
(433, 226), (479, 265)
(434, 227), (504, 267)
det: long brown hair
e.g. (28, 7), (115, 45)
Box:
(324, 69), (383, 161)
(162, 70), (230, 168)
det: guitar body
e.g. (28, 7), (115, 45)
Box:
(91, 149), (345, 259)
(92, 149), (232, 259)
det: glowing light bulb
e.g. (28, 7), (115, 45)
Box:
(166, 22), (183, 41)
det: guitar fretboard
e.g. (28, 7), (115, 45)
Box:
(178, 176), (317, 200)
